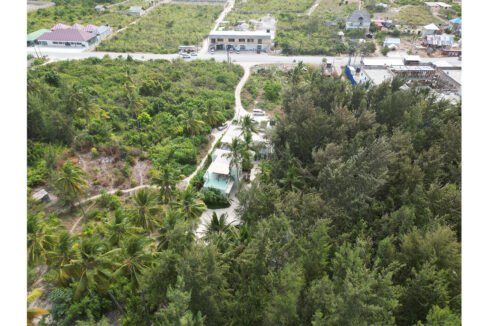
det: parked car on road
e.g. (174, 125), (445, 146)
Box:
(191, 52), (197, 56)
(252, 109), (265, 116)
(217, 123), (228, 131)
(181, 53), (191, 59)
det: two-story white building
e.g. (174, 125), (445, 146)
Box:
(208, 30), (273, 52)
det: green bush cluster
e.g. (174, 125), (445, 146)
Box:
(201, 187), (230, 209)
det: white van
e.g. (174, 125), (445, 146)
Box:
(252, 109), (265, 116)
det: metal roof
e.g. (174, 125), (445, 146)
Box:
(27, 29), (51, 42)
(390, 65), (435, 71)
(207, 149), (231, 175)
(424, 23), (439, 30)
(52, 23), (69, 30)
(38, 29), (97, 42)
(347, 10), (371, 24)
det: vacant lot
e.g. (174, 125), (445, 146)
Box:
(27, 58), (243, 194)
(27, 2), (138, 33)
(97, 4), (222, 53)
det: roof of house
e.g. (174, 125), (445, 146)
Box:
(425, 2), (452, 8)
(38, 29), (97, 42)
(347, 10), (371, 24)
(72, 23), (84, 30)
(32, 189), (49, 201)
(27, 29), (51, 42)
(129, 6), (144, 12)
(450, 17), (462, 24)
(82, 24), (98, 33)
(207, 149), (232, 175)
(52, 23), (69, 30)
(424, 23), (439, 30)
(96, 25), (111, 34)
(208, 30), (272, 38)
(404, 55), (421, 61)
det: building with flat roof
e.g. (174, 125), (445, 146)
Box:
(208, 30), (273, 52)
(383, 37), (400, 49)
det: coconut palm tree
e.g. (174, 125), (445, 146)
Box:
(204, 213), (238, 250)
(54, 161), (88, 207)
(204, 101), (225, 127)
(63, 238), (117, 301)
(157, 209), (194, 253)
(132, 189), (161, 233)
(106, 209), (142, 247)
(172, 188), (206, 223)
(114, 237), (154, 289)
(46, 231), (77, 285)
(152, 165), (178, 204)
(224, 138), (244, 183)
(27, 288), (49, 326)
(182, 109), (205, 136)
(240, 115), (258, 137)
(27, 213), (58, 265)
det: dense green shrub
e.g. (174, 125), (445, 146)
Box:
(201, 187), (230, 209)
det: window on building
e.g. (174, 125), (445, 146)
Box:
(211, 38), (216, 43)
(239, 38), (245, 42)
(228, 38), (235, 42)
(247, 38), (254, 42)
(258, 39), (263, 44)
(217, 38), (224, 42)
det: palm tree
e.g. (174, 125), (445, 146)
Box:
(63, 238), (117, 301)
(204, 213), (238, 250)
(182, 109), (205, 136)
(171, 188), (206, 223)
(106, 209), (142, 247)
(27, 213), (58, 265)
(124, 73), (143, 120)
(114, 237), (154, 289)
(27, 288), (49, 326)
(152, 165), (178, 204)
(204, 102), (225, 127)
(240, 115), (258, 137)
(224, 138), (244, 183)
(54, 161), (88, 207)
(132, 189), (161, 233)
(157, 209), (194, 253)
(46, 232), (77, 284)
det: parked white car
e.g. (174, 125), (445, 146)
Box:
(252, 109), (265, 116)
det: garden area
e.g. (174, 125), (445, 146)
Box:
(27, 57), (243, 196)
(97, 4), (223, 53)
(27, 0), (141, 33)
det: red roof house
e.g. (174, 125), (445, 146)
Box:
(37, 29), (98, 47)
(52, 23), (69, 31)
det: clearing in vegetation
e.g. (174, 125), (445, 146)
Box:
(97, 4), (223, 53)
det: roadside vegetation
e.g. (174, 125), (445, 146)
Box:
(28, 64), (461, 325)
(396, 5), (441, 26)
(97, 4), (222, 54)
(241, 66), (287, 115)
(27, 0), (140, 33)
(28, 57), (243, 196)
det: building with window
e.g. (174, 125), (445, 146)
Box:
(208, 30), (273, 52)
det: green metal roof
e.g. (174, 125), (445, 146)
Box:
(27, 29), (51, 42)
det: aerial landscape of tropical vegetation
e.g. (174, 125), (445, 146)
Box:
(25, 0), (463, 325)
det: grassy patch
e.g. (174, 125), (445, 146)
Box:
(396, 5), (441, 26)
(27, 2), (139, 33)
(97, 4), (222, 53)
(241, 66), (289, 115)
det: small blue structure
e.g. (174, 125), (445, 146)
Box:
(203, 149), (239, 197)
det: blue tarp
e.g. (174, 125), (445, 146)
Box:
(450, 17), (462, 24)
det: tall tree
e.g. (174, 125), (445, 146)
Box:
(27, 213), (58, 265)
(54, 161), (88, 207)
(154, 276), (205, 326)
(171, 188), (206, 223)
(114, 237), (154, 289)
(224, 138), (244, 183)
(151, 165), (179, 204)
(131, 189), (161, 232)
